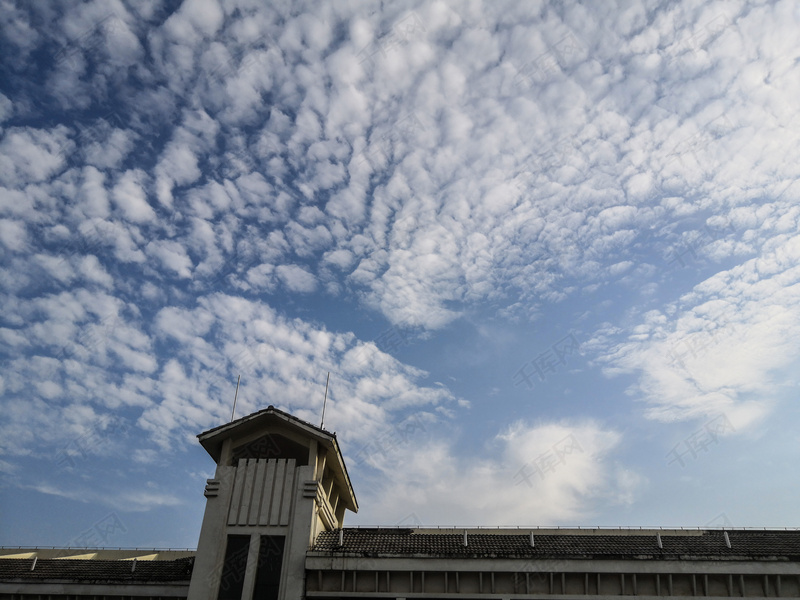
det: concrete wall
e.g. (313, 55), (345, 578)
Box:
(187, 458), (319, 600)
(0, 581), (188, 598)
(305, 554), (800, 597)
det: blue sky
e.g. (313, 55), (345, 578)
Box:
(1, 0), (799, 549)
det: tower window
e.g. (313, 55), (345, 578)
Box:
(253, 535), (285, 600)
(217, 535), (250, 600)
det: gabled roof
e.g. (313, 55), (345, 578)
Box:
(198, 405), (332, 450)
(311, 529), (800, 560)
(198, 405), (357, 512)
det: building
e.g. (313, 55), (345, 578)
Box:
(2, 406), (800, 599)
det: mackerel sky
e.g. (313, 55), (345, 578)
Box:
(1, 0), (799, 548)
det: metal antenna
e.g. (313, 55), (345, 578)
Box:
(320, 372), (330, 429)
(231, 374), (241, 422)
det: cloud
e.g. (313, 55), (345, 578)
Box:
(146, 239), (193, 278)
(352, 419), (637, 525)
(155, 144), (202, 208)
(0, 219), (28, 251)
(112, 169), (156, 223)
(0, 127), (69, 186)
(275, 264), (317, 292)
(141, 294), (460, 450)
(4, 0), (788, 336)
(591, 232), (800, 427)
(0, 289), (455, 460)
(0, 93), (12, 124)
(1, 0), (800, 536)
(165, 0), (224, 41)
(28, 482), (182, 512)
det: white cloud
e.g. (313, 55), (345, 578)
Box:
(29, 482), (182, 512)
(0, 127), (69, 186)
(0, 93), (12, 124)
(166, 0), (224, 40)
(85, 128), (136, 170)
(352, 419), (635, 526)
(155, 143), (202, 208)
(593, 233), (800, 427)
(275, 264), (317, 292)
(0, 219), (27, 251)
(76, 255), (114, 288)
(78, 166), (111, 218)
(113, 169), (156, 223)
(146, 240), (193, 278)
(139, 294), (460, 450)
(2, 0), (800, 537)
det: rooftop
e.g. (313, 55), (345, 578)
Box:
(0, 556), (194, 583)
(310, 528), (800, 560)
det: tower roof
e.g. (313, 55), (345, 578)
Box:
(197, 405), (357, 512)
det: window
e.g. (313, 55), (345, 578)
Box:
(217, 535), (250, 600)
(252, 535), (285, 600)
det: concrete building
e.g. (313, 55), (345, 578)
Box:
(3, 406), (800, 599)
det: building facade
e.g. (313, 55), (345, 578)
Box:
(2, 406), (799, 599)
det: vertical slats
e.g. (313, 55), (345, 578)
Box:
(269, 460), (286, 524)
(249, 459), (267, 525)
(227, 459), (247, 524)
(280, 459), (296, 525)
(237, 459), (257, 524)
(259, 460), (277, 525)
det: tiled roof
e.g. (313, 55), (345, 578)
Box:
(311, 529), (800, 560)
(0, 557), (194, 582)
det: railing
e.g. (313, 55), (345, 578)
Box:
(344, 525), (800, 531)
(0, 546), (196, 551)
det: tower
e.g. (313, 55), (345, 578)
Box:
(187, 406), (358, 600)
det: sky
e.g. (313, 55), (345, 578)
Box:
(0, 0), (799, 549)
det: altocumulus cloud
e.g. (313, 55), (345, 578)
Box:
(1, 0), (799, 543)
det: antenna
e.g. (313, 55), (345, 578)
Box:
(320, 372), (330, 429)
(231, 374), (240, 422)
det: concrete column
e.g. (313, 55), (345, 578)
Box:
(278, 465), (315, 600)
(239, 534), (260, 600)
(188, 464), (237, 600)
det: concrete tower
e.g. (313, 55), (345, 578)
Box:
(187, 406), (358, 600)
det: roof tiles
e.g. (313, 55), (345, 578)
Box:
(0, 557), (194, 582)
(311, 529), (800, 560)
